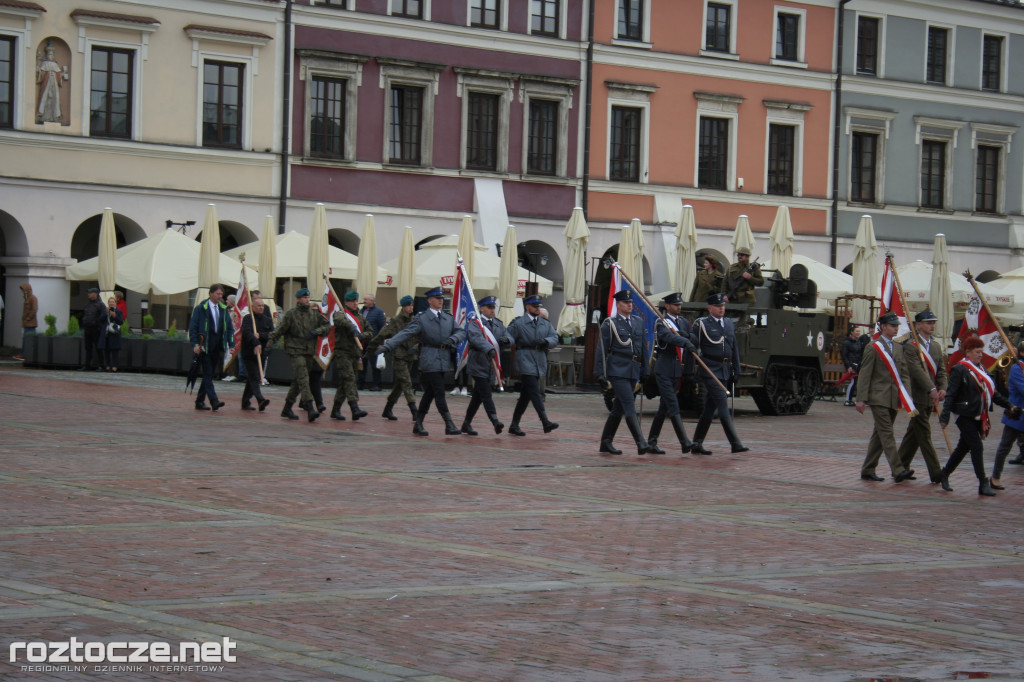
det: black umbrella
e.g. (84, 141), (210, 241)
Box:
(185, 336), (203, 393)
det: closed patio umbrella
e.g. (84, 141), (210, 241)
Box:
(617, 225), (636, 284)
(630, 217), (646, 293)
(497, 225), (519, 324)
(457, 215), (476, 284)
(928, 234), (953, 345)
(556, 206), (589, 338)
(197, 203), (220, 298)
(730, 214), (756, 260)
(258, 215), (277, 315)
(674, 204), (698, 296)
(307, 203), (330, 296)
(768, 205), (794, 278)
(396, 226), (416, 304)
(355, 213), (379, 299)
(852, 215), (879, 327)
(97, 207), (117, 301)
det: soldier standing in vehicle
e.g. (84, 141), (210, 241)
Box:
(723, 247), (763, 305)
(690, 256), (724, 303)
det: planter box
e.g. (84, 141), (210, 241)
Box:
(50, 336), (82, 368)
(23, 333), (41, 364)
(144, 339), (189, 373)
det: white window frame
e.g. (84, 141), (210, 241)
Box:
(606, 81), (655, 184)
(971, 122), (1016, 216)
(854, 12), (885, 78)
(763, 100), (810, 197)
(771, 6), (806, 68)
(700, 0), (738, 60)
(612, 0), (652, 48)
(914, 116), (964, 212)
(519, 77), (575, 178)
(0, 3), (42, 130)
(924, 22), (954, 87)
(298, 51), (365, 162)
(194, 53), (256, 150)
(527, 0), (568, 40)
(694, 92), (741, 191)
(981, 31), (1008, 93)
(456, 69), (514, 174)
(844, 107), (896, 206)
(466, 0), (508, 31)
(310, 0), (353, 7)
(379, 59), (441, 168)
(389, 0), (431, 20)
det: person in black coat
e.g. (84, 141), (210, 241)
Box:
(80, 287), (107, 371)
(938, 335), (1020, 495)
(646, 292), (697, 454)
(240, 296), (274, 412)
(595, 289), (651, 454)
(840, 326), (864, 406)
(98, 295), (124, 371)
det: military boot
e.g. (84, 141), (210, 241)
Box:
(330, 402), (346, 420)
(624, 415), (651, 454)
(489, 413), (504, 434)
(304, 401), (320, 423)
(721, 413), (749, 453)
(598, 414), (623, 454)
(539, 409), (559, 433)
(979, 477), (997, 496)
(382, 400), (398, 421)
(350, 401), (368, 420)
(408, 401), (419, 421)
(441, 411), (461, 436)
(690, 418), (712, 455)
(281, 401), (299, 421)
(412, 412), (429, 437)
(461, 420), (478, 436)
(646, 414), (666, 454)
(508, 404), (526, 436)
(669, 414), (693, 454)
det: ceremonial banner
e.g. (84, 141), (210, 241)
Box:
(948, 292), (1012, 371)
(876, 258), (910, 340)
(606, 262), (658, 368)
(452, 261), (504, 383)
(315, 282), (343, 369)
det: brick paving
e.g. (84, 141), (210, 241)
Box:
(0, 363), (1022, 681)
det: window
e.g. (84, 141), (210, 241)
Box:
(976, 145), (999, 214)
(856, 16), (879, 76)
(767, 124), (794, 196)
(920, 140), (946, 209)
(926, 26), (948, 85)
(531, 0), (559, 36)
(698, 117), (729, 189)
(466, 92), (498, 171)
(389, 85), (422, 165)
(471, 0), (499, 29)
(610, 106), (641, 182)
(310, 76), (345, 158)
(705, 3), (731, 53)
(392, 0), (422, 18)
(850, 131), (878, 204)
(618, 0), (643, 41)
(776, 13), (799, 62)
(203, 61), (243, 148)
(982, 35), (1003, 92)
(527, 99), (557, 175)
(89, 47), (133, 138)
(0, 36), (13, 129)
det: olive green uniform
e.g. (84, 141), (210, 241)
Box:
(367, 310), (419, 405)
(690, 269), (725, 303)
(267, 302), (330, 407)
(331, 309), (373, 404)
(723, 261), (764, 305)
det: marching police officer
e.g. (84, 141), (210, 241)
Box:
(723, 246), (763, 305)
(506, 294), (559, 435)
(595, 289), (651, 455)
(367, 295), (419, 421)
(379, 286), (465, 436)
(647, 292), (698, 454)
(267, 287), (331, 422)
(329, 290), (374, 421)
(461, 295), (512, 435)
(689, 292), (748, 454)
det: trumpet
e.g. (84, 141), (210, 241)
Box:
(997, 353), (1016, 369)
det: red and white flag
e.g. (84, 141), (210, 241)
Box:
(224, 267), (247, 371)
(315, 282), (342, 369)
(948, 292), (1012, 372)
(874, 258), (910, 340)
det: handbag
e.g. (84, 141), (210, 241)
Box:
(107, 321), (119, 334)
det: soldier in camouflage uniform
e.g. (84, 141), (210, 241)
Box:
(723, 246), (764, 305)
(366, 295), (419, 421)
(330, 290), (374, 421)
(267, 287), (331, 422)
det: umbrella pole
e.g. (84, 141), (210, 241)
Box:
(165, 295), (170, 330)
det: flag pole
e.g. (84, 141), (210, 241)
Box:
(964, 269), (1018, 364)
(320, 271), (349, 370)
(238, 254), (265, 385)
(455, 256), (504, 391)
(886, 253), (934, 411)
(613, 260), (730, 397)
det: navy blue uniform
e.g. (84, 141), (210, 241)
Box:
(595, 313), (651, 454)
(646, 314), (698, 453)
(689, 314), (747, 453)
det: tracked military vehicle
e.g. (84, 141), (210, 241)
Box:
(681, 263), (832, 416)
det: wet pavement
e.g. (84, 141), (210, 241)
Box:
(0, 362), (1022, 681)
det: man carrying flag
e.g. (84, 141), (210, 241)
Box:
(646, 292), (698, 454)
(328, 290), (374, 421)
(460, 295), (511, 435)
(595, 288), (650, 455)
(896, 310), (948, 483)
(856, 312), (938, 482)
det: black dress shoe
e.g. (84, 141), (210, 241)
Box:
(731, 445), (750, 453)
(241, 403), (256, 411)
(599, 439), (622, 455)
(894, 469), (914, 483)
(211, 401), (226, 412)
(861, 473), (884, 481)
(542, 421), (559, 433)
(646, 442), (666, 455)
(990, 480), (1006, 490)
(195, 403), (211, 411)
(258, 398), (270, 412)
(691, 443), (712, 455)
(508, 425), (525, 436)
(1009, 455), (1024, 465)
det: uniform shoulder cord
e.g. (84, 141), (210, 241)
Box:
(696, 318), (725, 347)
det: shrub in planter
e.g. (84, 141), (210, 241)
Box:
(66, 316), (80, 336)
(166, 322), (179, 339)
(44, 314), (57, 337)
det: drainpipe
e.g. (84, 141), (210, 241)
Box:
(581, 0), (595, 217)
(830, 0), (852, 268)
(278, 0), (293, 235)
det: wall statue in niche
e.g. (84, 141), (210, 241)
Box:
(36, 38), (71, 126)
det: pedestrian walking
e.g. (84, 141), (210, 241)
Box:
(595, 289), (649, 454)
(366, 295), (419, 422)
(188, 283), (234, 412)
(239, 296), (273, 412)
(989, 342), (1024, 489)
(646, 292), (698, 454)
(897, 311), (948, 483)
(267, 287), (330, 422)
(506, 294), (559, 436)
(460, 296), (511, 435)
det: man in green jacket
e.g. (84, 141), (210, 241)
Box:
(330, 290), (374, 421)
(267, 287), (330, 422)
(367, 295), (419, 421)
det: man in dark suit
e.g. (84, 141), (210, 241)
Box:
(647, 292), (697, 454)
(689, 292), (747, 454)
(595, 289), (650, 454)
(188, 283), (234, 412)
(380, 286), (466, 436)
(856, 312), (937, 482)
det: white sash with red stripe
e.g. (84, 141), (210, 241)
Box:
(911, 340), (937, 379)
(960, 359), (995, 409)
(663, 316), (683, 362)
(873, 340), (918, 416)
(344, 309), (365, 348)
